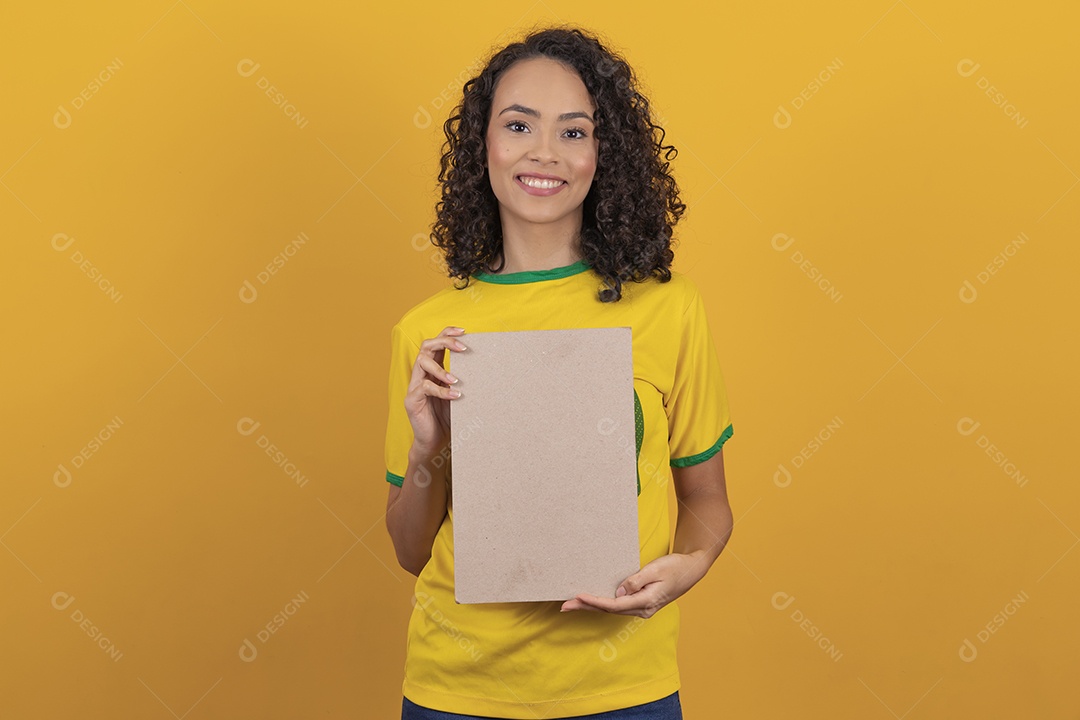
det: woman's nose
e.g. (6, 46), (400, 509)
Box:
(528, 133), (557, 163)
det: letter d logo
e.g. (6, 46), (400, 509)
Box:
(771, 233), (795, 252)
(239, 638), (258, 662)
(239, 280), (258, 304)
(51, 233), (75, 252)
(413, 105), (431, 130)
(959, 279), (978, 304)
(956, 59), (981, 78)
(53, 105), (72, 129)
(774, 464), (792, 488)
(956, 417), (981, 436)
(771, 591), (795, 611)
(237, 59), (261, 77)
(773, 104), (792, 129)
(54, 464), (73, 488)
(52, 591), (76, 610)
(237, 417), (261, 436)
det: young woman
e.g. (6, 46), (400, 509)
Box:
(384, 26), (735, 720)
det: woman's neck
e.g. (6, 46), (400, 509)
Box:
(495, 219), (583, 274)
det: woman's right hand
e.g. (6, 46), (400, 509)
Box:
(404, 326), (467, 459)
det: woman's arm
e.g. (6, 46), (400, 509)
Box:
(385, 442), (450, 577)
(385, 326), (466, 577)
(671, 449), (734, 583)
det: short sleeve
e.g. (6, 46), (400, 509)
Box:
(384, 322), (419, 487)
(665, 283), (734, 467)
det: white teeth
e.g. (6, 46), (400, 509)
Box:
(519, 176), (564, 189)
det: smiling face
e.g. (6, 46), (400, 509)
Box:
(484, 56), (599, 235)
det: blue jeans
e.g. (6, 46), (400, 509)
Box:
(401, 691), (682, 719)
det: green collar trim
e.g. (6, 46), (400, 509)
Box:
(473, 259), (590, 284)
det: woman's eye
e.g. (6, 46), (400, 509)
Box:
(503, 121), (588, 138)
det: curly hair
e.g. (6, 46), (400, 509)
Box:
(429, 25), (685, 303)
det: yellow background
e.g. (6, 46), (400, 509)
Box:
(3, 1), (1078, 718)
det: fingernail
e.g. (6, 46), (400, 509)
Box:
(449, 389), (461, 398)
(455, 342), (467, 350)
(447, 373), (458, 383)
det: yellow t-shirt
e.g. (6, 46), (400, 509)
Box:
(383, 259), (733, 718)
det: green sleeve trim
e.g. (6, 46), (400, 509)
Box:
(670, 423), (733, 468)
(386, 470), (404, 487)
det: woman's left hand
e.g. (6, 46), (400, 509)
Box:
(560, 551), (709, 618)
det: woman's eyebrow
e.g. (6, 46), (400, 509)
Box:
(497, 103), (594, 122)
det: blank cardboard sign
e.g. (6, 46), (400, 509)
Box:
(448, 327), (640, 604)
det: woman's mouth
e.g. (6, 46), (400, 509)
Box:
(515, 175), (567, 196)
